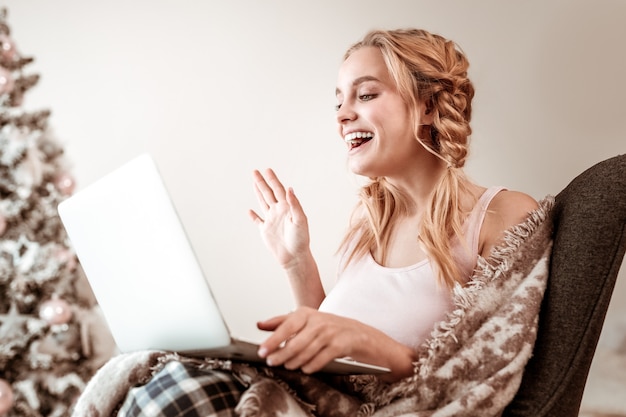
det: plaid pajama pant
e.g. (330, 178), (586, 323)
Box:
(117, 360), (246, 417)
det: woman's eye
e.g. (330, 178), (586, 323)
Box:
(335, 93), (376, 111)
(359, 94), (376, 101)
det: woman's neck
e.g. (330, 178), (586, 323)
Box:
(384, 159), (448, 212)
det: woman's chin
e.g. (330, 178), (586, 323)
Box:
(347, 160), (375, 178)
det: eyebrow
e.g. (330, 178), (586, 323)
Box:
(335, 75), (381, 96)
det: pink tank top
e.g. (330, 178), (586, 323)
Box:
(318, 186), (505, 349)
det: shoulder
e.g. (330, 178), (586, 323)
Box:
(479, 189), (539, 257)
(489, 190), (539, 222)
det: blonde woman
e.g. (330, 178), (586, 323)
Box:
(117, 29), (539, 416)
(251, 28), (537, 381)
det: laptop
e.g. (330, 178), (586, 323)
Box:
(57, 153), (389, 375)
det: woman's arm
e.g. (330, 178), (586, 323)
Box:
(257, 307), (416, 382)
(249, 169), (325, 308)
(250, 171), (415, 380)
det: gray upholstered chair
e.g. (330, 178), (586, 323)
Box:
(503, 154), (626, 417)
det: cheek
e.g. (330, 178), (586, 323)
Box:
(376, 114), (413, 145)
(374, 103), (411, 131)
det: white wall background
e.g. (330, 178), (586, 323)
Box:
(3, 0), (625, 355)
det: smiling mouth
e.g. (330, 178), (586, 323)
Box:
(344, 132), (373, 149)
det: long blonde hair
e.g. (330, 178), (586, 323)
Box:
(339, 29), (475, 289)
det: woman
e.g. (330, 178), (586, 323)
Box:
(250, 28), (536, 380)
(116, 28), (541, 416)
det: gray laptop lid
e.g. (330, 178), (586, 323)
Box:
(58, 154), (232, 353)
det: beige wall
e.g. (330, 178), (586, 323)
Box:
(4, 0), (624, 346)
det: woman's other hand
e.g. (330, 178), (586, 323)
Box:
(256, 307), (415, 381)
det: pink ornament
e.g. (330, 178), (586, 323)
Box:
(55, 172), (76, 196)
(0, 66), (14, 95)
(39, 297), (73, 325)
(0, 378), (14, 415)
(0, 213), (6, 236)
(0, 34), (16, 60)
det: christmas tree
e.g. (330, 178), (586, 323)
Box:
(0, 8), (116, 417)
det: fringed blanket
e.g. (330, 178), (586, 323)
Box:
(72, 197), (554, 417)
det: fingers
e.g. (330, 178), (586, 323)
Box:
(253, 179), (270, 212)
(252, 169), (287, 208)
(265, 169), (287, 202)
(251, 170), (308, 229)
(257, 308), (346, 374)
(257, 312), (304, 358)
(285, 187), (306, 226)
(292, 345), (339, 375)
(248, 209), (263, 225)
(279, 332), (330, 373)
(256, 314), (288, 332)
(264, 323), (337, 374)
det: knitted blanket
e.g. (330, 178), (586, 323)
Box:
(72, 197), (554, 417)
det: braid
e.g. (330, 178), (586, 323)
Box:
(429, 42), (474, 168)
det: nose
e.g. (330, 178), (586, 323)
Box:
(336, 101), (357, 124)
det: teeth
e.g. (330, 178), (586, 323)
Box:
(344, 131), (373, 144)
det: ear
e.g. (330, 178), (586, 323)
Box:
(420, 102), (435, 125)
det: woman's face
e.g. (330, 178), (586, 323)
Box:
(335, 46), (430, 180)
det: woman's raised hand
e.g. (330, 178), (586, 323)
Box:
(248, 169), (311, 270)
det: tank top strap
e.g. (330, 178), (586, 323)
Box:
(465, 186), (507, 258)
(450, 186), (507, 283)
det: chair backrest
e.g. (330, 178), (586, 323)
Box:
(503, 154), (626, 417)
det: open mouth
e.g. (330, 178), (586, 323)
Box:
(344, 132), (373, 150)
